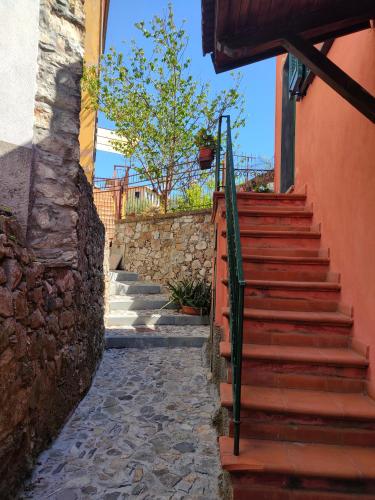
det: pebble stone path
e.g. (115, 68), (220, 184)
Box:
(20, 336), (222, 499)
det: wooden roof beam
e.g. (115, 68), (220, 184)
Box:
(282, 34), (375, 123)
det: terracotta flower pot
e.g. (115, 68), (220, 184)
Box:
(181, 305), (201, 316)
(198, 147), (215, 170)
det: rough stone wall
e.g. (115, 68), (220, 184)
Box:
(28, 0), (86, 266)
(113, 210), (214, 284)
(0, 208), (104, 498)
(0, 1), (106, 496)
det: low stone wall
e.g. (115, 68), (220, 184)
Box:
(0, 205), (104, 498)
(113, 209), (214, 285)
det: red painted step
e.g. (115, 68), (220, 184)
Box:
(223, 307), (353, 339)
(242, 297), (339, 312)
(228, 229), (322, 249)
(217, 192), (307, 208)
(221, 385), (375, 447)
(222, 323), (350, 348)
(245, 247), (327, 257)
(220, 342), (367, 392)
(220, 437), (375, 495)
(215, 191), (374, 497)
(220, 384), (375, 421)
(222, 208), (314, 227)
(239, 279), (341, 302)
(223, 253), (331, 274)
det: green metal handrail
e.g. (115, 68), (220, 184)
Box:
(215, 115), (246, 455)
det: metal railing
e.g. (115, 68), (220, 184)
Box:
(93, 155), (273, 243)
(216, 115), (246, 455)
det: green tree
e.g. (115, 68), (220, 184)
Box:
(83, 3), (245, 212)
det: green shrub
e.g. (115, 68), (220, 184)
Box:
(167, 278), (212, 315)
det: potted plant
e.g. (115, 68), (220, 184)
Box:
(194, 128), (216, 170)
(167, 278), (212, 316)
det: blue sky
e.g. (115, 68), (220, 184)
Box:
(95, 0), (276, 178)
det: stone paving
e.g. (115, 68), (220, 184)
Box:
(20, 343), (222, 499)
(105, 326), (210, 338)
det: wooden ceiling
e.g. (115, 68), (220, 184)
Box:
(202, 0), (375, 72)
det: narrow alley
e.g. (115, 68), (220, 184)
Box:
(21, 341), (222, 500)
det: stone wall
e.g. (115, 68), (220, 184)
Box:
(113, 210), (214, 285)
(0, 207), (104, 498)
(28, 0), (86, 266)
(0, 1), (106, 496)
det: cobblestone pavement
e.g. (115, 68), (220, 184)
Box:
(21, 345), (222, 499)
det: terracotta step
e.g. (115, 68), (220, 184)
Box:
(247, 247), (326, 257)
(231, 484), (375, 500)
(239, 224), (315, 233)
(222, 208), (314, 228)
(220, 343), (367, 391)
(223, 254), (330, 274)
(243, 296), (339, 312)
(223, 228), (319, 237)
(238, 269), (332, 282)
(221, 384), (375, 422)
(226, 229), (321, 249)
(239, 279), (341, 302)
(223, 308), (353, 339)
(221, 385), (375, 446)
(220, 437), (375, 494)
(222, 323), (350, 348)
(221, 192), (307, 208)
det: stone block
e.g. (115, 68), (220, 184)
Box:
(30, 309), (46, 329)
(0, 287), (13, 317)
(14, 291), (28, 320)
(59, 310), (75, 329)
(3, 259), (23, 290)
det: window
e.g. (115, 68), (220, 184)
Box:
(288, 54), (308, 101)
(288, 40), (334, 101)
(135, 191), (140, 199)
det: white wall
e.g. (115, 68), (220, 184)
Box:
(0, 0), (40, 148)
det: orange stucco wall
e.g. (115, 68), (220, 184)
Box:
(275, 29), (375, 391)
(79, 0), (109, 183)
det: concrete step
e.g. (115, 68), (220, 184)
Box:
(105, 309), (209, 327)
(109, 281), (161, 296)
(109, 294), (175, 312)
(106, 336), (206, 349)
(109, 270), (139, 282)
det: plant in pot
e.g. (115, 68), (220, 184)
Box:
(167, 278), (212, 316)
(195, 128), (216, 170)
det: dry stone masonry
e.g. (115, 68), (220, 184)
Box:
(113, 210), (214, 285)
(0, 1), (105, 496)
(0, 208), (104, 498)
(29, 0), (87, 266)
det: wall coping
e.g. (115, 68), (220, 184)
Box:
(116, 208), (212, 225)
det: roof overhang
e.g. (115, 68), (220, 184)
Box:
(202, 0), (375, 73)
(202, 0), (375, 122)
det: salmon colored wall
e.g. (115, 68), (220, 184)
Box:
(79, 0), (110, 183)
(280, 29), (375, 391)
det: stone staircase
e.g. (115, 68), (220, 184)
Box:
(106, 271), (209, 328)
(215, 192), (375, 499)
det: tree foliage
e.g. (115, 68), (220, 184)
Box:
(83, 3), (245, 211)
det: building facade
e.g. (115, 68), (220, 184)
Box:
(274, 28), (375, 393)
